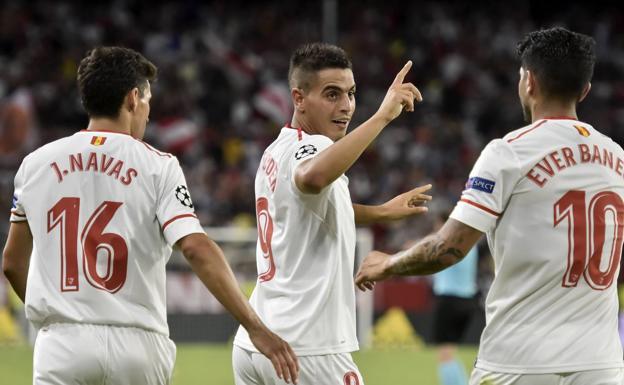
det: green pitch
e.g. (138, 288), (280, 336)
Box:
(0, 343), (477, 384)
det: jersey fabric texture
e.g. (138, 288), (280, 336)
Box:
(234, 126), (358, 356)
(450, 118), (624, 373)
(10, 130), (204, 336)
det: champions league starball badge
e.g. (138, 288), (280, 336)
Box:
(175, 185), (194, 208)
(294, 144), (318, 160)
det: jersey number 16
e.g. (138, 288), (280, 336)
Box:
(48, 197), (128, 293)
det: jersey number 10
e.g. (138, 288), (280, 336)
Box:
(554, 190), (623, 290)
(47, 197), (128, 293)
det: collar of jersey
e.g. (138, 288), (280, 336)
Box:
(284, 123), (304, 140)
(542, 116), (578, 121)
(79, 129), (132, 136)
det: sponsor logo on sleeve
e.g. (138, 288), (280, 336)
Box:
(174, 185), (194, 208)
(294, 144), (318, 160)
(465, 177), (496, 194)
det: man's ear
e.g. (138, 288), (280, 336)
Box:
(526, 70), (536, 96)
(578, 82), (591, 103)
(126, 88), (140, 112)
(292, 88), (305, 113)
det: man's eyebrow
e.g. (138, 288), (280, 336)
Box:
(322, 84), (356, 92)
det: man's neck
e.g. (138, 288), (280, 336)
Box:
(86, 117), (131, 134)
(531, 101), (578, 122)
(291, 115), (316, 136)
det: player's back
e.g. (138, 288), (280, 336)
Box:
(477, 118), (624, 372)
(12, 130), (187, 335)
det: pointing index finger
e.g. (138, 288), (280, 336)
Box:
(392, 60), (413, 86)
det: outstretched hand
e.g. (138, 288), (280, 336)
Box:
(248, 327), (299, 384)
(355, 250), (393, 291)
(376, 61), (423, 123)
(380, 184), (432, 221)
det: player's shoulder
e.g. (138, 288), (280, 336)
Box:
(299, 132), (334, 146)
(291, 132), (333, 160)
(265, 128), (334, 167)
(132, 139), (177, 165)
(502, 118), (599, 144)
(497, 120), (563, 160)
(268, 128), (323, 153)
(501, 121), (541, 144)
(588, 125), (624, 152)
(21, 134), (76, 166)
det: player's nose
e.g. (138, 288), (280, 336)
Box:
(338, 93), (353, 113)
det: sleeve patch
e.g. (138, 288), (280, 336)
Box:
(465, 177), (496, 194)
(174, 185), (194, 208)
(294, 144), (318, 160)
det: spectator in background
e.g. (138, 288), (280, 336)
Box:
(0, 87), (37, 165)
(431, 211), (479, 385)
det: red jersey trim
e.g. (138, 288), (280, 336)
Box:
(459, 198), (500, 217)
(82, 129), (172, 157)
(10, 210), (26, 217)
(80, 129), (132, 136)
(139, 141), (173, 158)
(507, 120), (547, 143)
(285, 123), (303, 141)
(162, 213), (198, 231)
(543, 116), (578, 120)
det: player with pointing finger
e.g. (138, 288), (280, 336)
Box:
(232, 42), (431, 385)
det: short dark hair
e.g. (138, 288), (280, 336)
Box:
(77, 46), (157, 118)
(288, 43), (352, 90)
(517, 27), (595, 102)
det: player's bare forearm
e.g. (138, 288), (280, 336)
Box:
(353, 203), (385, 225)
(2, 262), (28, 302)
(179, 233), (262, 330)
(389, 219), (482, 275)
(178, 233), (300, 384)
(389, 233), (465, 275)
(353, 184), (432, 225)
(2, 222), (33, 302)
(355, 219), (482, 289)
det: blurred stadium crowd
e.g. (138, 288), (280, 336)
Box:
(0, 0), (623, 252)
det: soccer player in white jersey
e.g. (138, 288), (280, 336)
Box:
(232, 43), (432, 385)
(2, 47), (298, 385)
(356, 27), (624, 385)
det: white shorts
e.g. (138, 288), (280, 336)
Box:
(232, 345), (364, 385)
(33, 323), (176, 385)
(470, 367), (624, 385)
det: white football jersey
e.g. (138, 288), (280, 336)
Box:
(451, 118), (624, 373)
(234, 126), (358, 355)
(10, 130), (204, 336)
